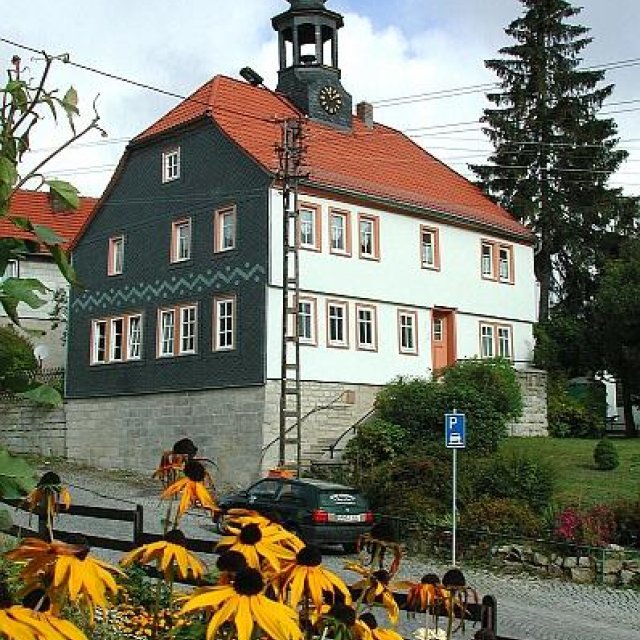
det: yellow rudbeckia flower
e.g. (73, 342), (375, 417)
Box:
(275, 545), (351, 611)
(121, 529), (205, 581)
(216, 520), (297, 572)
(180, 568), (302, 640)
(160, 460), (218, 523)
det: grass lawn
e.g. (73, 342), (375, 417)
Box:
(500, 436), (640, 507)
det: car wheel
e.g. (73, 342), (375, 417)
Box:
(342, 542), (358, 554)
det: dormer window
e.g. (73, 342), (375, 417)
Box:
(162, 147), (181, 183)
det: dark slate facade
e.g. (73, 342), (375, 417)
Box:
(66, 120), (272, 398)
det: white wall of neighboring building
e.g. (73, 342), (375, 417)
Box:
(1, 255), (68, 368)
(266, 188), (536, 384)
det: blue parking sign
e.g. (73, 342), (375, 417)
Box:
(445, 413), (466, 449)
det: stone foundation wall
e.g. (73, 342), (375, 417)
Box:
(65, 386), (266, 488)
(0, 401), (67, 457)
(509, 369), (548, 436)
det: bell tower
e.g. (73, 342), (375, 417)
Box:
(272, 0), (353, 128)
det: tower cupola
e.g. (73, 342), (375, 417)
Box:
(272, 0), (352, 128)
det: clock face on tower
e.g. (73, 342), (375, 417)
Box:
(318, 85), (343, 115)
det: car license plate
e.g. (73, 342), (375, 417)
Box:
(332, 513), (362, 522)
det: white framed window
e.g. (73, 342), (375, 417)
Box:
(214, 295), (236, 351)
(299, 205), (320, 250)
(127, 315), (142, 360)
(498, 246), (513, 283)
(91, 320), (107, 364)
(159, 309), (176, 357)
(171, 219), (192, 263)
(433, 317), (443, 342)
(481, 242), (494, 279)
(359, 214), (379, 259)
(327, 300), (348, 348)
(109, 318), (124, 362)
(497, 325), (513, 358)
(180, 305), (197, 354)
(2, 259), (19, 280)
(91, 313), (143, 365)
(398, 309), (418, 355)
(108, 236), (124, 275)
(356, 304), (377, 351)
(329, 209), (350, 255)
(420, 226), (440, 269)
(298, 297), (317, 345)
(215, 206), (236, 252)
(162, 147), (180, 183)
(480, 323), (494, 357)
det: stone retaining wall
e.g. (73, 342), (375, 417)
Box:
(65, 387), (266, 488)
(0, 401), (67, 457)
(509, 368), (548, 436)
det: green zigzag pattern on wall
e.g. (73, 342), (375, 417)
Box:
(71, 263), (266, 312)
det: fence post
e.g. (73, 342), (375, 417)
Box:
(481, 594), (497, 632)
(133, 504), (144, 547)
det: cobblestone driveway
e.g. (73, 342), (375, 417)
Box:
(6, 462), (640, 640)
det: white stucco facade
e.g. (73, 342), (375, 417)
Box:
(265, 189), (537, 385)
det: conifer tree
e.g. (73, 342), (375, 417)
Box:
(471, 0), (630, 320)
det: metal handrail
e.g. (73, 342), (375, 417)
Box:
(259, 390), (348, 463)
(326, 406), (377, 459)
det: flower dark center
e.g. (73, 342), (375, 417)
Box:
(359, 613), (378, 629)
(217, 550), (248, 573)
(234, 569), (264, 596)
(296, 545), (322, 567)
(0, 582), (12, 609)
(239, 523), (263, 545)
(421, 573), (440, 585)
(373, 569), (390, 585)
(164, 529), (187, 547)
(173, 438), (198, 457)
(328, 603), (356, 626)
(65, 534), (91, 560)
(22, 589), (51, 612)
(38, 471), (61, 487)
(442, 568), (466, 588)
(184, 459), (206, 482)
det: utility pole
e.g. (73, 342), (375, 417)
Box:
(276, 117), (306, 475)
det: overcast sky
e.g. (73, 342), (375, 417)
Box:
(3, 0), (640, 198)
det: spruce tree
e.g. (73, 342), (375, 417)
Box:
(471, 0), (629, 320)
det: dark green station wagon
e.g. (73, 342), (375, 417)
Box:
(217, 477), (373, 553)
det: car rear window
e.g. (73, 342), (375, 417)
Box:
(318, 491), (368, 510)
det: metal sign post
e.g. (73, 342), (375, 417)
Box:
(445, 410), (466, 567)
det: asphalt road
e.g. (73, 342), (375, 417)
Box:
(5, 462), (640, 640)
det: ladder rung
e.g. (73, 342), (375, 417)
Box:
(284, 363), (297, 370)
(283, 410), (299, 418)
(285, 438), (299, 445)
(286, 336), (299, 343)
(285, 388), (299, 395)
(286, 307), (299, 314)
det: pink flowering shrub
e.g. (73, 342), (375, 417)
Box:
(554, 504), (616, 547)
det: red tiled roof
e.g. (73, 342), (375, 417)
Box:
(136, 75), (531, 240)
(1, 190), (97, 250)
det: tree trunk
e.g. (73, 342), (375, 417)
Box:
(535, 243), (552, 322)
(621, 377), (638, 437)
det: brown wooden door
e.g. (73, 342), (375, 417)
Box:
(431, 309), (456, 372)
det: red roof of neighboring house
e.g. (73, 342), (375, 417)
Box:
(135, 75), (532, 240)
(1, 190), (97, 250)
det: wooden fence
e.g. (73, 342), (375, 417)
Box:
(0, 496), (511, 637)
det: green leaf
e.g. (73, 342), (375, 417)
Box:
(49, 244), (82, 288)
(6, 79), (28, 112)
(61, 86), (79, 133)
(0, 156), (18, 189)
(19, 383), (63, 407)
(45, 179), (79, 210)
(0, 291), (20, 324)
(9, 215), (32, 232)
(42, 94), (59, 123)
(0, 507), (12, 531)
(33, 223), (66, 246)
(0, 277), (49, 309)
(0, 447), (36, 498)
